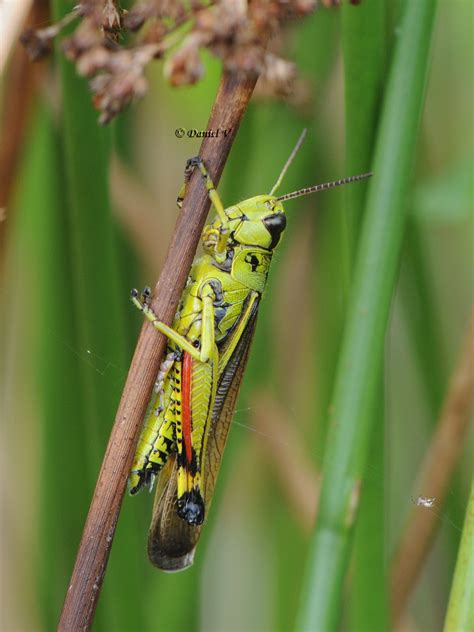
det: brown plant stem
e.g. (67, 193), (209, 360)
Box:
(58, 70), (259, 632)
(391, 312), (474, 624)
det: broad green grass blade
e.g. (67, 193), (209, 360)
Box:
(50, 0), (127, 463)
(342, 3), (388, 631)
(350, 406), (387, 631)
(296, 1), (438, 629)
(443, 480), (474, 632)
(6, 101), (85, 631)
(49, 2), (144, 628)
(342, 0), (387, 252)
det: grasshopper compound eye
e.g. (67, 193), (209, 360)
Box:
(263, 212), (287, 249)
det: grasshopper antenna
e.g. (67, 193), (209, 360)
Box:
(277, 172), (373, 202)
(269, 128), (307, 196)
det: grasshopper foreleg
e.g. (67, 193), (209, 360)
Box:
(131, 288), (202, 361)
(131, 287), (220, 364)
(176, 156), (229, 259)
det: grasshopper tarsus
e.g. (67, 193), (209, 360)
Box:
(130, 286), (152, 311)
(142, 286), (152, 305)
(185, 156), (201, 170)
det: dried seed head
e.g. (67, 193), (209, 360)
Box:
(20, 0), (331, 123)
(21, 8), (80, 61)
(164, 36), (205, 86)
(260, 53), (297, 97)
(123, 2), (159, 31)
(103, 0), (122, 32)
(91, 44), (159, 123)
(20, 28), (53, 61)
(62, 20), (104, 62)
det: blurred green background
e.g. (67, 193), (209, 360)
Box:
(1, 2), (472, 631)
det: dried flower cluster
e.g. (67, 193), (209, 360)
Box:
(21, 0), (331, 124)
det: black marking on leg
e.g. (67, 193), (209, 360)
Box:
(129, 469), (146, 495)
(177, 488), (205, 526)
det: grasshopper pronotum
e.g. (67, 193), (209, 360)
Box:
(130, 130), (372, 570)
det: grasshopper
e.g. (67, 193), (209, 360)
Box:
(130, 130), (372, 571)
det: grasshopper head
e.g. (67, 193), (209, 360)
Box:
(202, 196), (287, 257)
(201, 129), (372, 260)
(227, 195), (287, 251)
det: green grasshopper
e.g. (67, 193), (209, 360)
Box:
(130, 130), (371, 570)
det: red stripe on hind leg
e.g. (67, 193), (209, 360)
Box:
(181, 352), (193, 464)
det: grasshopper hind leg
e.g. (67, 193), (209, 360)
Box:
(130, 440), (176, 496)
(129, 354), (178, 495)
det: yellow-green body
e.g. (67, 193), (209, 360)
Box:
(129, 149), (369, 570)
(129, 242), (267, 489)
(129, 187), (287, 540)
